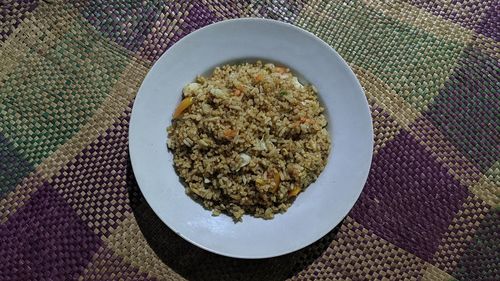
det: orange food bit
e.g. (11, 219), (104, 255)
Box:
(173, 97), (193, 119)
(223, 129), (238, 139)
(299, 116), (314, 124)
(266, 169), (281, 193)
(233, 89), (242, 96)
(275, 66), (288, 74)
(254, 74), (263, 83)
(273, 172), (281, 193)
(288, 185), (301, 197)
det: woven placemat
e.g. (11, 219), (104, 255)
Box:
(1, 0), (498, 280)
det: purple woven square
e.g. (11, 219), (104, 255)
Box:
(408, 0), (493, 31)
(51, 114), (132, 238)
(350, 131), (470, 261)
(475, 2), (499, 40)
(0, 0), (38, 42)
(0, 183), (102, 280)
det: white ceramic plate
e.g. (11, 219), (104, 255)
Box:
(129, 18), (373, 258)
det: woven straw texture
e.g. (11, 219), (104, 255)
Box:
(1, 0), (499, 280)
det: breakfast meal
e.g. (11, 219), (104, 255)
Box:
(167, 61), (331, 220)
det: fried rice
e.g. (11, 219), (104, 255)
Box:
(167, 61), (331, 220)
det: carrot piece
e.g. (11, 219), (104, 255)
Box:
(273, 172), (281, 192)
(173, 97), (193, 118)
(223, 129), (238, 139)
(300, 117), (307, 123)
(233, 89), (242, 96)
(254, 74), (263, 83)
(288, 185), (301, 197)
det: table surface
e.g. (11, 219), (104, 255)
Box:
(1, 1), (498, 280)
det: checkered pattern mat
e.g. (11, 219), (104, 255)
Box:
(1, 1), (498, 280)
